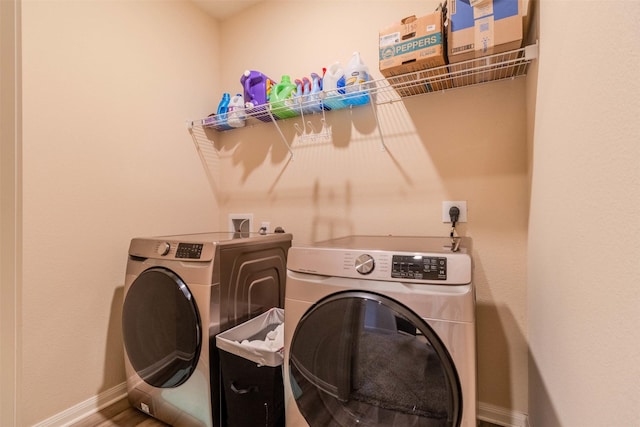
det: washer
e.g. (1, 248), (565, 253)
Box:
(122, 232), (292, 427)
(283, 235), (476, 427)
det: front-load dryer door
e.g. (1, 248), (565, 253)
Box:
(122, 267), (202, 388)
(289, 290), (462, 427)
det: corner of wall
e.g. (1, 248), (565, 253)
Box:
(0, 0), (23, 425)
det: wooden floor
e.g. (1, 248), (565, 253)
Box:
(71, 398), (500, 427)
(70, 398), (168, 427)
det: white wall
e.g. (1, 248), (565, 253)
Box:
(528, 1), (640, 426)
(18, 0), (220, 424)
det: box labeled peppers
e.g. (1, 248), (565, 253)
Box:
(379, 9), (449, 94)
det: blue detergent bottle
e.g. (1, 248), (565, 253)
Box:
(215, 93), (233, 130)
(323, 62), (348, 110)
(293, 78), (304, 114)
(306, 73), (324, 113)
(300, 76), (312, 114)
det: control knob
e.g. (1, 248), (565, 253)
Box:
(157, 242), (170, 256)
(355, 254), (375, 275)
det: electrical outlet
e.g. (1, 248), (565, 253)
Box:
(228, 213), (253, 234)
(442, 201), (467, 223)
(260, 222), (270, 234)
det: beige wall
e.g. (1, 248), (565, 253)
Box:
(18, 0), (219, 424)
(10, 0), (638, 426)
(528, 1), (640, 426)
(213, 0), (530, 416)
(1, 0), (22, 425)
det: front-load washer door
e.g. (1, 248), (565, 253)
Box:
(289, 290), (462, 427)
(122, 267), (202, 388)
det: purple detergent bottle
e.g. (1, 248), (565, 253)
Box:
(293, 78), (304, 113)
(307, 73), (324, 113)
(241, 70), (275, 122)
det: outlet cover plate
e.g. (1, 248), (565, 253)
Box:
(442, 201), (467, 223)
(228, 213), (253, 233)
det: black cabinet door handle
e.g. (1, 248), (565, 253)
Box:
(230, 381), (259, 394)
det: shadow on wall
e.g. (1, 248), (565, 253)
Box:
(528, 350), (562, 427)
(210, 101), (381, 186)
(98, 287), (126, 399)
(309, 179), (355, 242)
(404, 79), (528, 180)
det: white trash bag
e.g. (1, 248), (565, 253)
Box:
(215, 307), (285, 367)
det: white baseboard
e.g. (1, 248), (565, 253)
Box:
(478, 402), (530, 427)
(33, 382), (127, 427)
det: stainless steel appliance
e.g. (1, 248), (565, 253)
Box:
(284, 235), (476, 427)
(122, 232), (292, 427)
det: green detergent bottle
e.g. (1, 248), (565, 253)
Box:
(269, 75), (298, 119)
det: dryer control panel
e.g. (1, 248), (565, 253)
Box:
(176, 243), (204, 259)
(391, 255), (447, 280)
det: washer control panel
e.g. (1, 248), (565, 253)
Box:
(391, 255), (447, 280)
(355, 254), (375, 275)
(287, 236), (471, 285)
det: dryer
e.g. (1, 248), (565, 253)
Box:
(122, 232), (292, 427)
(283, 235), (476, 427)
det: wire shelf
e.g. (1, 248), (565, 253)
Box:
(376, 43), (538, 102)
(188, 43), (538, 133)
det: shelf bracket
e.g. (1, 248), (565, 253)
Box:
(368, 100), (387, 152)
(265, 107), (294, 160)
(294, 100), (332, 144)
(525, 41), (539, 60)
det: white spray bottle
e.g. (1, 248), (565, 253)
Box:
(227, 93), (246, 128)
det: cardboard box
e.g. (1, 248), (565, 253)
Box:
(379, 11), (451, 94)
(447, 0), (523, 64)
(379, 12), (446, 75)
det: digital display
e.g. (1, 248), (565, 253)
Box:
(176, 243), (203, 259)
(391, 255), (447, 280)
